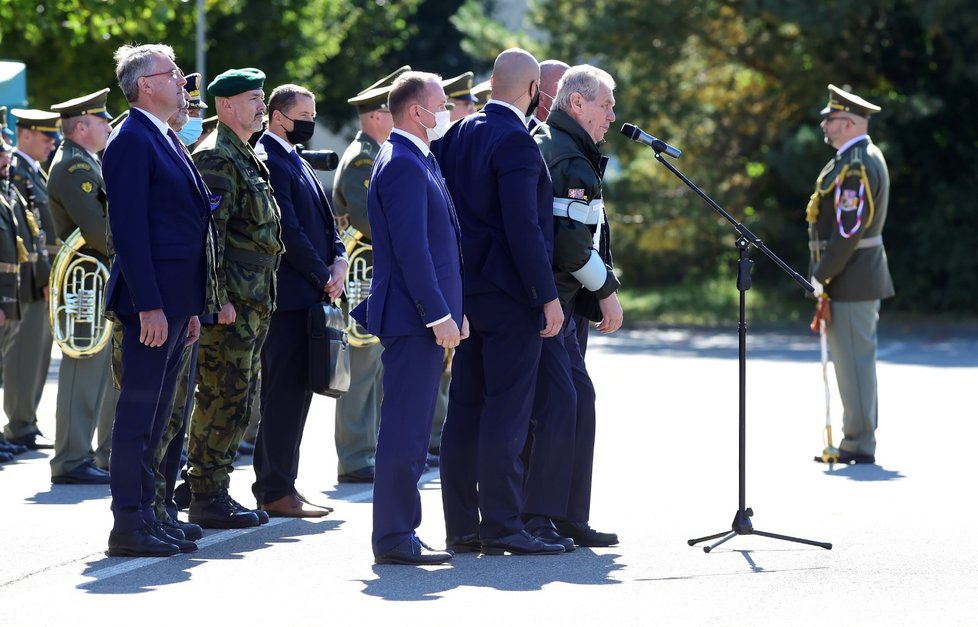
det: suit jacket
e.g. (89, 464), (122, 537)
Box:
(351, 132), (462, 337)
(432, 102), (557, 309)
(102, 108), (212, 317)
(259, 134), (345, 311)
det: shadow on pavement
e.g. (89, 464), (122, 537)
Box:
(26, 484), (111, 505)
(360, 549), (624, 600)
(821, 464), (904, 481)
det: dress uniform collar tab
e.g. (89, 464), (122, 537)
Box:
(835, 134), (870, 158)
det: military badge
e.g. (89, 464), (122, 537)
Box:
(839, 189), (859, 211)
(567, 188), (586, 199)
(81, 181), (93, 193)
(208, 193), (223, 212)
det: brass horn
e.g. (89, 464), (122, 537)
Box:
(340, 225), (379, 347)
(48, 229), (113, 358)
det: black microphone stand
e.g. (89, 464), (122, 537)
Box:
(650, 150), (832, 553)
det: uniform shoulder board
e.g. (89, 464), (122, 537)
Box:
(351, 157), (374, 169)
(360, 140), (378, 159)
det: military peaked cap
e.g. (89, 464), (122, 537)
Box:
(443, 71), (478, 102)
(348, 65), (411, 113)
(820, 84), (881, 118)
(50, 88), (113, 120)
(10, 108), (62, 140)
(185, 73), (208, 109)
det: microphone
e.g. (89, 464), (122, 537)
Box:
(620, 123), (682, 159)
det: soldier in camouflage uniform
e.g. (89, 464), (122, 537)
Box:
(1, 109), (58, 452)
(187, 68), (284, 529)
(808, 85), (894, 466)
(331, 66), (408, 483)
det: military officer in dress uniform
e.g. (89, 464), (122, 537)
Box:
(443, 71), (479, 122)
(187, 68), (284, 528)
(1, 108), (61, 451)
(45, 89), (116, 483)
(0, 139), (23, 404)
(331, 65), (409, 484)
(808, 84), (894, 466)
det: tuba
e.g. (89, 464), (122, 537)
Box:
(48, 229), (113, 358)
(340, 225), (379, 347)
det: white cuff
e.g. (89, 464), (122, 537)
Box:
(571, 250), (607, 292)
(426, 313), (451, 328)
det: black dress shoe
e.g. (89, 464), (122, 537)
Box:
(160, 513), (203, 541)
(0, 438), (27, 455)
(173, 481), (191, 510)
(375, 535), (453, 565)
(425, 452), (440, 469)
(149, 521), (198, 553)
(338, 466), (375, 484)
(814, 450), (876, 465)
(524, 516), (576, 552)
(107, 525), (181, 557)
(481, 530), (565, 555)
(0, 451), (12, 463)
(227, 493), (269, 524)
(52, 461), (111, 485)
(188, 491), (260, 529)
(446, 533), (481, 554)
(8, 432), (54, 450)
(554, 521), (619, 547)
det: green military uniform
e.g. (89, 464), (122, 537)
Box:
(188, 72), (284, 499)
(45, 89), (117, 476)
(0, 140), (23, 326)
(807, 85), (894, 459)
(332, 66), (408, 480)
(3, 109), (61, 438)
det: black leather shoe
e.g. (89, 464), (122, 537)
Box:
(107, 526), (181, 557)
(375, 535), (453, 565)
(446, 533), (481, 553)
(0, 451), (12, 463)
(149, 521), (198, 553)
(173, 481), (191, 510)
(188, 491), (260, 529)
(481, 530), (565, 555)
(0, 438), (27, 455)
(814, 450), (875, 464)
(338, 467), (375, 483)
(554, 521), (619, 547)
(524, 516), (576, 552)
(425, 452), (440, 469)
(227, 493), (269, 524)
(8, 432), (54, 450)
(52, 461), (111, 485)
(160, 513), (203, 541)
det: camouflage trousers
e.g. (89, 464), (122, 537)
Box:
(187, 303), (270, 495)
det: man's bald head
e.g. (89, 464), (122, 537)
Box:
(490, 48), (540, 104)
(537, 59), (569, 121)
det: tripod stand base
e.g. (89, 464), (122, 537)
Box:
(688, 508), (832, 553)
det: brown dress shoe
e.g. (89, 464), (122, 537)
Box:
(296, 493), (334, 514)
(261, 494), (331, 518)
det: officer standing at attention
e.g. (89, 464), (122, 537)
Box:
(0, 139), (25, 464)
(1, 107), (60, 451)
(187, 68), (284, 528)
(808, 84), (893, 466)
(331, 66), (409, 484)
(443, 71), (479, 123)
(45, 89), (117, 483)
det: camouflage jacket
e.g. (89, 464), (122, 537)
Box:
(333, 130), (379, 242)
(193, 122), (284, 309)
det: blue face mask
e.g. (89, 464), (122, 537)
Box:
(177, 116), (203, 146)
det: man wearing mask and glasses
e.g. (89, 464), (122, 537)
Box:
(528, 59), (568, 132)
(252, 83), (346, 518)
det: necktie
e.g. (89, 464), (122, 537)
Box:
(166, 129), (195, 171)
(291, 150), (320, 192)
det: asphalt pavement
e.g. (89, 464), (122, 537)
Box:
(1, 323), (976, 626)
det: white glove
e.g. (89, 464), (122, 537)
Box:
(811, 276), (824, 297)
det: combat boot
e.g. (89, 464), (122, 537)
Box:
(188, 490), (261, 529)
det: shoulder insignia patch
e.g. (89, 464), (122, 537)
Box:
(209, 193), (223, 212)
(840, 189), (859, 211)
(67, 162), (92, 173)
(567, 188), (586, 199)
(352, 157), (374, 169)
(81, 181), (94, 193)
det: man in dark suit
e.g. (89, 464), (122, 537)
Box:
(253, 83), (346, 517)
(351, 71), (465, 565)
(433, 48), (566, 556)
(102, 44), (216, 557)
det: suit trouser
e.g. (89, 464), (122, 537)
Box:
(50, 343), (116, 476)
(441, 291), (542, 540)
(153, 342), (197, 519)
(189, 303), (270, 495)
(372, 333), (443, 555)
(2, 299), (52, 440)
(334, 342), (383, 475)
(561, 313), (597, 522)
(253, 309), (314, 505)
(110, 314), (189, 532)
(827, 300), (880, 456)
(574, 312), (590, 358)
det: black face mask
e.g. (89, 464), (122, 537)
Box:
(526, 87), (541, 118)
(248, 120), (267, 147)
(282, 113), (316, 146)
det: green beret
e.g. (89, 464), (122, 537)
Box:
(208, 68), (266, 98)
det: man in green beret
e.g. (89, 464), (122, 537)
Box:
(1, 107), (61, 453)
(44, 88), (116, 483)
(187, 67), (284, 528)
(331, 65), (409, 484)
(807, 84), (894, 465)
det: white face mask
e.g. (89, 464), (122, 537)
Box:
(419, 106), (451, 142)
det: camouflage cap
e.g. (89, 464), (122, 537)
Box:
(208, 68), (265, 98)
(348, 65), (411, 113)
(50, 88), (113, 120)
(185, 72), (208, 109)
(442, 71), (478, 102)
(820, 84), (881, 118)
(10, 108), (62, 140)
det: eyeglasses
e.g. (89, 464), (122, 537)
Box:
(143, 68), (183, 81)
(823, 115), (852, 124)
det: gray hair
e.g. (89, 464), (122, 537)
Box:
(553, 65), (616, 113)
(114, 44), (177, 102)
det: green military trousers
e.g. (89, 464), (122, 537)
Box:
(334, 341), (383, 475)
(50, 342), (116, 475)
(826, 299), (881, 457)
(2, 299), (52, 440)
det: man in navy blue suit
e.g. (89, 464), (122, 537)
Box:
(434, 48), (567, 556)
(103, 44), (216, 557)
(253, 84), (346, 517)
(351, 72), (465, 565)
